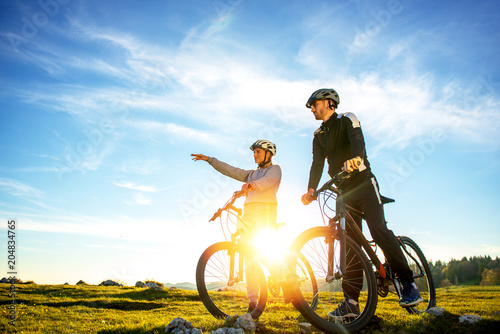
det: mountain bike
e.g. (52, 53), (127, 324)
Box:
(196, 190), (319, 319)
(288, 170), (436, 333)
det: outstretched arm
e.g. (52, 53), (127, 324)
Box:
(193, 155), (251, 183)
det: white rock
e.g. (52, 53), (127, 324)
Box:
(299, 322), (312, 333)
(135, 281), (147, 288)
(426, 307), (446, 316)
(459, 314), (483, 324)
(235, 313), (256, 332)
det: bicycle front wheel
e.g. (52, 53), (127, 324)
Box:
(283, 250), (319, 309)
(196, 241), (268, 319)
(398, 236), (436, 314)
(290, 226), (377, 334)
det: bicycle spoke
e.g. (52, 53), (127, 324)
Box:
(197, 242), (268, 319)
(398, 237), (436, 314)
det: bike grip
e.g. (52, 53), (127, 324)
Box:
(301, 194), (312, 205)
(235, 190), (246, 198)
(209, 208), (222, 222)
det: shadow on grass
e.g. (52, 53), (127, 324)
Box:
(15, 285), (201, 302)
(0, 298), (168, 310)
(97, 325), (167, 334)
(118, 289), (201, 302)
(94, 320), (296, 334)
(1, 285), (201, 312)
(363, 312), (500, 334)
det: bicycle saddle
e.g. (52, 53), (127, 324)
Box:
(381, 195), (395, 204)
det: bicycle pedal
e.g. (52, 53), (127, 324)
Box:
(279, 275), (299, 304)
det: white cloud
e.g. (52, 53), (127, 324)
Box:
(123, 120), (220, 144)
(327, 73), (500, 151)
(5, 4), (500, 176)
(113, 181), (162, 192)
(480, 244), (500, 256)
(0, 178), (44, 198)
(130, 193), (151, 205)
(17, 213), (175, 243)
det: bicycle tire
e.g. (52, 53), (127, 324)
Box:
(290, 226), (377, 334)
(398, 236), (436, 314)
(196, 241), (268, 319)
(293, 251), (319, 310)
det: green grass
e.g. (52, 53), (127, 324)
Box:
(1, 284), (499, 333)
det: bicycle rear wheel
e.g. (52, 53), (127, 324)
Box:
(196, 241), (267, 319)
(398, 236), (436, 314)
(290, 227), (377, 333)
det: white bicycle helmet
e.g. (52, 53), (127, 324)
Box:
(250, 139), (277, 156)
(306, 88), (340, 109)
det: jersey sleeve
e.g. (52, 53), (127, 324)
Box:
(251, 165), (282, 191)
(307, 135), (326, 190)
(344, 112), (366, 161)
(209, 157), (251, 182)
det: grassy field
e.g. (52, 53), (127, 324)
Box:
(1, 283), (499, 333)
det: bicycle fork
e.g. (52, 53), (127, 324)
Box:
(327, 217), (346, 282)
(326, 216), (346, 282)
(228, 235), (245, 286)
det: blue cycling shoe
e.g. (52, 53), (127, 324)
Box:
(328, 299), (360, 321)
(399, 282), (424, 307)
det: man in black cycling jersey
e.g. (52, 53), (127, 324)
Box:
(301, 88), (423, 320)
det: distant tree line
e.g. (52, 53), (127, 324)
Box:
(427, 255), (500, 287)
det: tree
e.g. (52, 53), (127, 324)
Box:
(481, 268), (500, 286)
(440, 278), (452, 288)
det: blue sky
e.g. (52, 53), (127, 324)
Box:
(1, 0), (499, 285)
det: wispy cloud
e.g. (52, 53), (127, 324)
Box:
(328, 73), (500, 151)
(4, 1), (500, 162)
(16, 213), (175, 243)
(0, 178), (44, 198)
(124, 193), (152, 206)
(82, 242), (153, 252)
(480, 244), (500, 255)
(122, 119), (225, 145)
(113, 181), (163, 192)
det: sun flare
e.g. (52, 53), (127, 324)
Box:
(251, 227), (289, 263)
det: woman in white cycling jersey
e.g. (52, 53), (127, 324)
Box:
(191, 139), (282, 313)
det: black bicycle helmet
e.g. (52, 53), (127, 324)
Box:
(306, 88), (340, 109)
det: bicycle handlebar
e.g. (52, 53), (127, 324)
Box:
(315, 160), (361, 196)
(209, 208), (223, 222)
(208, 190), (246, 222)
(315, 169), (355, 196)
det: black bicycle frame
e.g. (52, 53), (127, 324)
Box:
(329, 189), (388, 281)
